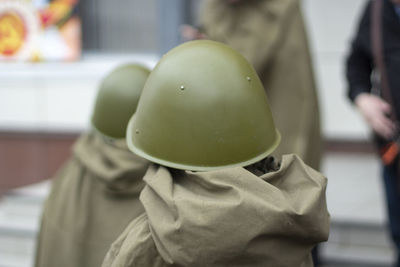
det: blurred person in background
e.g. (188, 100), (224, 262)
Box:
(181, 0), (323, 264)
(102, 40), (329, 267)
(346, 0), (400, 265)
(182, 0), (321, 171)
(34, 64), (150, 267)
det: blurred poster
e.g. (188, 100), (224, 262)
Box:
(0, 0), (81, 61)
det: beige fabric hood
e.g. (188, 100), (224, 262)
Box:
(34, 132), (149, 267)
(72, 132), (149, 194)
(103, 154), (330, 267)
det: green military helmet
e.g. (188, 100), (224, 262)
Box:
(126, 40), (280, 171)
(91, 64), (150, 139)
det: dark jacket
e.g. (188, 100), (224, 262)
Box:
(346, 0), (400, 119)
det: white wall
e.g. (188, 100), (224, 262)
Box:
(0, 54), (158, 133)
(302, 0), (370, 140)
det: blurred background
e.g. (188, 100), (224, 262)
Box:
(0, 0), (393, 266)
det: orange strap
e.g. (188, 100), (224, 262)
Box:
(381, 142), (400, 165)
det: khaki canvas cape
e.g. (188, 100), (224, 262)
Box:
(34, 132), (149, 267)
(201, 0), (322, 170)
(102, 154), (330, 267)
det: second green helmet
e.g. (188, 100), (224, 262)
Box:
(127, 40), (280, 171)
(91, 64), (150, 139)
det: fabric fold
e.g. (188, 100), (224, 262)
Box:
(103, 154), (329, 267)
(35, 132), (149, 267)
(201, 0), (296, 72)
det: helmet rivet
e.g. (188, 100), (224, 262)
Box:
(135, 129), (140, 134)
(180, 85), (185, 90)
(246, 76), (251, 81)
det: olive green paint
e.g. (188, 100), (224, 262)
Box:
(126, 40), (280, 171)
(91, 64), (150, 139)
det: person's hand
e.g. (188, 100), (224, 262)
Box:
(355, 93), (397, 139)
(180, 25), (206, 42)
